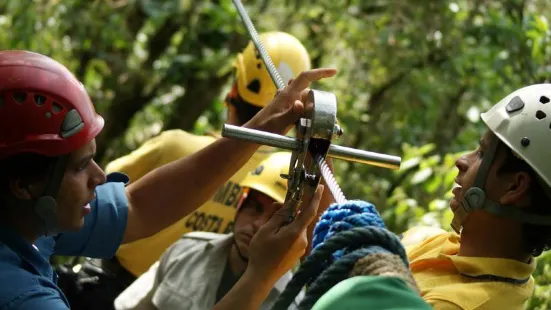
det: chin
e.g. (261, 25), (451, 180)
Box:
(59, 218), (85, 232)
(449, 198), (459, 212)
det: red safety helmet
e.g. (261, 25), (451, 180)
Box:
(0, 50), (104, 160)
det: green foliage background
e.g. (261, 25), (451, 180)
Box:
(1, 0), (550, 308)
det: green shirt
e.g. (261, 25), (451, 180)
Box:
(312, 276), (431, 310)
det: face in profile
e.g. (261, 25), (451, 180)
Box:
(55, 139), (106, 231)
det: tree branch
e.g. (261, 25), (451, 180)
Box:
(74, 50), (93, 81)
(164, 71), (233, 131)
(349, 48), (448, 152)
(95, 4), (198, 161)
(125, 1), (148, 38)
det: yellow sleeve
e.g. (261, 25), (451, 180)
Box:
(105, 129), (215, 183)
(112, 130), (273, 276)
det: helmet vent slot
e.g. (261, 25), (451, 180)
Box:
(34, 95), (47, 106)
(247, 79), (261, 94)
(13, 92), (27, 104)
(540, 96), (550, 104)
(52, 102), (63, 114)
(536, 110), (547, 120)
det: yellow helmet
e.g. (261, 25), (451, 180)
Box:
(233, 31), (311, 107)
(240, 152), (292, 204)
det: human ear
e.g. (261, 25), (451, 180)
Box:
(499, 171), (531, 207)
(9, 176), (45, 200)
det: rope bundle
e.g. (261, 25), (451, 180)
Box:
(271, 200), (417, 310)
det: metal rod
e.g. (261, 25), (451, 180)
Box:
(328, 144), (401, 170)
(222, 125), (299, 150)
(232, 0), (285, 89)
(223, 124), (401, 170)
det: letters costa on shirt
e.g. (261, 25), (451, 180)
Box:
(185, 180), (244, 234)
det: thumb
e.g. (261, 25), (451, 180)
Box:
(290, 185), (324, 231)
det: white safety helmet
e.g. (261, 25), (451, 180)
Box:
(481, 84), (551, 188)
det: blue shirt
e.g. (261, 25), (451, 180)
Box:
(0, 175), (129, 310)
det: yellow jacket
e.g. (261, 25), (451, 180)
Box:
(403, 228), (535, 310)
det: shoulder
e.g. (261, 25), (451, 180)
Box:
(180, 231), (227, 242)
(156, 130), (216, 150)
(405, 231), (458, 260)
(400, 226), (448, 246)
(159, 232), (231, 263)
(145, 130), (218, 165)
(93, 181), (128, 209)
(105, 130), (216, 175)
(423, 280), (530, 310)
(0, 261), (66, 309)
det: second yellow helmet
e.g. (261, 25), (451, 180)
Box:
(240, 152), (292, 204)
(233, 31), (311, 108)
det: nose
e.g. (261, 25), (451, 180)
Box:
(89, 161), (106, 189)
(455, 154), (469, 173)
(252, 218), (264, 232)
(252, 214), (271, 232)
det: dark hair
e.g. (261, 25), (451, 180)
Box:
(497, 142), (551, 257)
(0, 153), (57, 205)
(226, 93), (263, 126)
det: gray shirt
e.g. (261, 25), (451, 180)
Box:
(114, 232), (303, 310)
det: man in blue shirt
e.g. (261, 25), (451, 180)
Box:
(0, 50), (333, 310)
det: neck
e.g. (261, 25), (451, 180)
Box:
(459, 217), (531, 263)
(1, 207), (41, 244)
(228, 245), (248, 275)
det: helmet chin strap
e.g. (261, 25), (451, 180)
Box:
(451, 135), (551, 234)
(450, 135), (499, 233)
(34, 155), (69, 237)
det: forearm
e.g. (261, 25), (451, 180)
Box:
(212, 269), (274, 310)
(123, 137), (259, 243)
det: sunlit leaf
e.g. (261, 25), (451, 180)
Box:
(411, 167), (433, 184)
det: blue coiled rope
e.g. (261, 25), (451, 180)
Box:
(271, 200), (409, 310)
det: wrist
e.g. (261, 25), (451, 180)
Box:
(241, 267), (275, 301)
(244, 108), (294, 135)
(244, 114), (270, 133)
